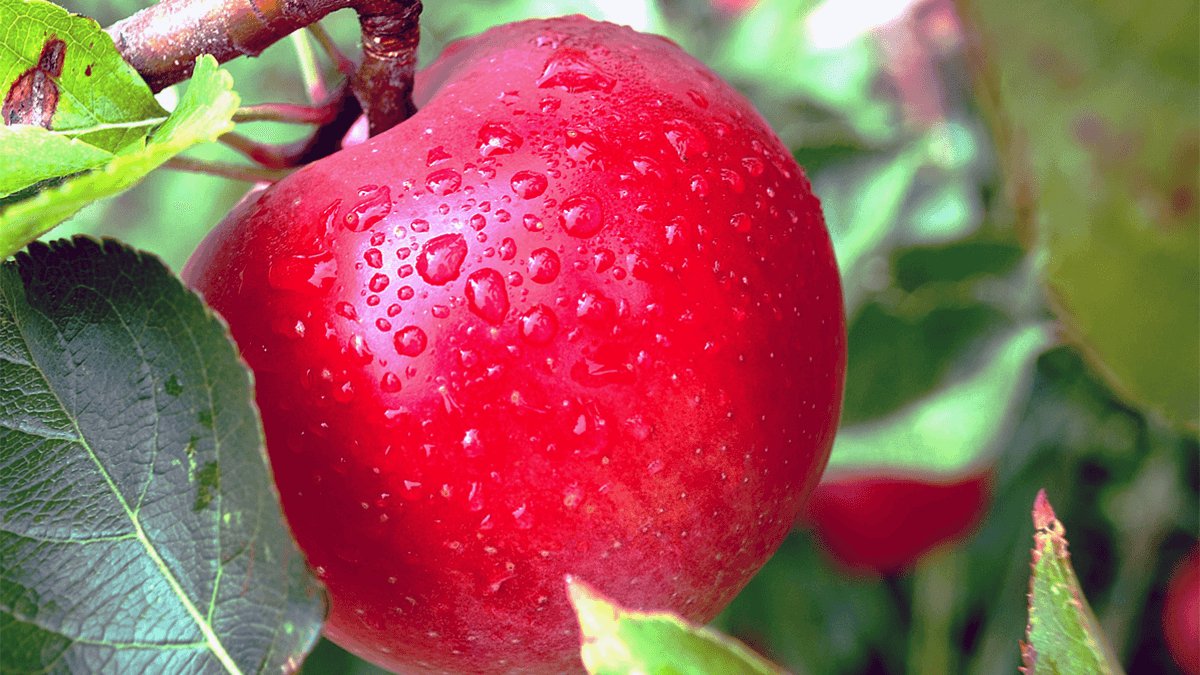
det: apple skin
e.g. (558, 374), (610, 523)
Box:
(800, 470), (990, 574)
(184, 15), (845, 675)
(1163, 544), (1199, 675)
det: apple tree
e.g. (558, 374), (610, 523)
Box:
(1, 0), (1196, 674)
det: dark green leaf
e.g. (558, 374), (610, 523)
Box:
(828, 323), (1051, 474)
(892, 240), (1026, 293)
(0, 237), (324, 674)
(715, 532), (903, 675)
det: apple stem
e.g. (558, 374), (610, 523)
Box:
(350, 0), (422, 136)
(163, 156), (292, 183)
(106, 0), (421, 136)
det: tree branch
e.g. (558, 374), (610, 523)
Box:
(106, 0), (420, 137)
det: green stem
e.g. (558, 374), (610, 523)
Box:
(164, 156), (291, 183)
(907, 546), (964, 675)
(290, 29), (326, 104)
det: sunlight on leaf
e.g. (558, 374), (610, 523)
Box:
(0, 55), (238, 260)
(960, 0), (1199, 430)
(827, 322), (1052, 475)
(0, 0), (167, 148)
(568, 576), (791, 675)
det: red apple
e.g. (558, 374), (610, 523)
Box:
(801, 469), (990, 574)
(1163, 544), (1199, 675)
(184, 15), (845, 674)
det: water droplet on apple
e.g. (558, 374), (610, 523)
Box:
(366, 295), (380, 306)
(576, 290), (615, 325)
(536, 49), (615, 93)
(526, 248), (561, 283)
(540, 96), (561, 113)
(425, 168), (462, 196)
(411, 219), (430, 233)
(626, 416), (652, 441)
(426, 145), (452, 166)
(402, 480), (422, 500)
(459, 349), (479, 368)
(268, 253), (337, 293)
(376, 318), (392, 332)
(369, 273), (390, 293)
(462, 429), (483, 456)
(364, 248), (384, 268)
(416, 233), (468, 286)
(627, 155), (653, 178)
(686, 89), (709, 108)
(467, 482), (484, 511)
(512, 503), (534, 529)
(510, 170), (548, 199)
(731, 213), (752, 232)
(468, 214), (487, 230)
(466, 268), (509, 324)
(570, 355), (634, 387)
(519, 304), (558, 344)
(663, 119), (708, 161)
(565, 128), (602, 164)
(370, 231), (386, 246)
(742, 156), (765, 177)
(498, 237), (517, 260)
(523, 214), (545, 232)
(336, 302), (358, 320)
(647, 459), (664, 475)
(665, 216), (688, 246)
(394, 326), (428, 356)
(720, 168), (745, 193)
(507, 271), (523, 286)
(344, 186), (392, 231)
(387, 303), (402, 317)
(432, 305), (451, 319)
(477, 122), (523, 157)
(398, 286), (414, 300)
(559, 193), (604, 237)
(690, 175), (709, 198)
(381, 372), (402, 392)
(333, 379), (355, 403)
(592, 248), (615, 273)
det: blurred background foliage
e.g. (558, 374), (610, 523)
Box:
(45, 0), (1199, 673)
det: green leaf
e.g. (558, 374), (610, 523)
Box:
(827, 323), (1052, 475)
(1022, 490), (1125, 675)
(709, 0), (895, 147)
(815, 146), (925, 315)
(567, 576), (791, 675)
(0, 125), (117, 197)
(0, 55), (238, 260)
(0, 237), (324, 673)
(962, 0), (1200, 430)
(0, 0), (167, 149)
